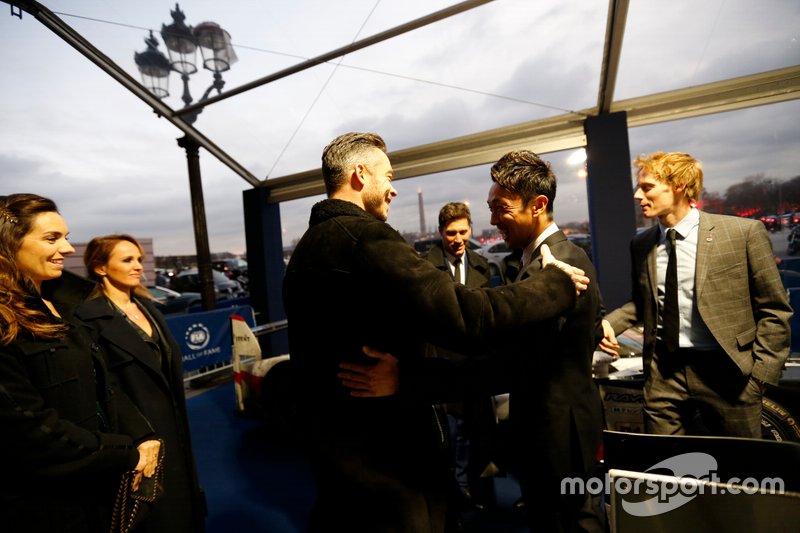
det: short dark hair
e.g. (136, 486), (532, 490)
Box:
(490, 150), (556, 217)
(438, 202), (472, 230)
(321, 132), (387, 196)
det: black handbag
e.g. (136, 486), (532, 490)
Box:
(109, 441), (165, 533)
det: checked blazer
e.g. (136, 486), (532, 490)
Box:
(606, 211), (792, 385)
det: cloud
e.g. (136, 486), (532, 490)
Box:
(1, 0), (797, 255)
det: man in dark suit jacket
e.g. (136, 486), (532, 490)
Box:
(424, 202), (497, 511)
(285, 132), (589, 533)
(487, 150), (605, 533)
(599, 151), (792, 437)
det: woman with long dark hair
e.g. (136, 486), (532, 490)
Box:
(0, 194), (161, 532)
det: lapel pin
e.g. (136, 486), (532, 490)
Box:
(706, 236), (713, 242)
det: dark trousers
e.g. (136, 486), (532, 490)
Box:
(513, 416), (605, 533)
(644, 344), (762, 438)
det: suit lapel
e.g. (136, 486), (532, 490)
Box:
(636, 227), (660, 304)
(515, 259), (533, 282)
(464, 249), (490, 288)
(517, 230), (568, 281)
(694, 211), (715, 300)
(83, 298), (171, 391)
(428, 245), (454, 279)
(104, 315), (169, 384)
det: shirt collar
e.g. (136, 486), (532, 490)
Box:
(660, 207), (699, 240)
(445, 249), (466, 267)
(522, 222), (559, 267)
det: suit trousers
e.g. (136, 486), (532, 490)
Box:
(644, 344), (762, 438)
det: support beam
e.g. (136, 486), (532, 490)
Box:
(614, 64), (800, 127)
(243, 187), (289, 356)
(596, 0), (629, 114)
(585, 112), (636, 310)
(9, 0), (261, 186)
(264, 65), (800, 204)
(265, 112), (587, 203)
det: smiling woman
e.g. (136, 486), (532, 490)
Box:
(0, 194), (162, 533)
(14, 210), (74, 291)
(78, 234), (207, 532)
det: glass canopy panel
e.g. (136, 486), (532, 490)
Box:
(2, 0), (796, 258)
(201, 0), (608, 179)
(2, 1), (606, 184)
(616, 0), (800, 100)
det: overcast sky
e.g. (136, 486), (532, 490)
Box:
(1, 0), (798, 256)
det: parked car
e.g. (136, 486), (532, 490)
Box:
(171, 268), (245, 300)
(779, 211), (800, 228)
(476, 240), (512, 264)
(212, 258), (248, 279)
(212, 258), (249, 291)
(148, 285), (201, 315)
(788, 225), (800, 255)
(760, 214), (780, 232)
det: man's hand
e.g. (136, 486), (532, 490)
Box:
(338, 346), (399, 397)
(597, 319), (620, 356)
(540, 243), (589, 293)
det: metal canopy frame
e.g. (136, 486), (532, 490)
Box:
(7, 0), (800, 202)
(266, 64), (800, 203)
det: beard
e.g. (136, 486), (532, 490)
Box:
(363, 187), (388, 221)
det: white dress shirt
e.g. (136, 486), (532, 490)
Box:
(658, 208), (717, 349)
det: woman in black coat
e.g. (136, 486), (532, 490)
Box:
(78, 234), (206, 533)
(0, 194), (161, 533)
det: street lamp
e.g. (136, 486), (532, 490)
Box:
(134, 3), (237, 310)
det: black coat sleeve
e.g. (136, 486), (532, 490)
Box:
(0, 335), (140, 478)
(355, 222), (576, 355)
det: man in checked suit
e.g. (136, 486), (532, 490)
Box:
(487, 150), (605, 532)
(599, 151), (792, 438)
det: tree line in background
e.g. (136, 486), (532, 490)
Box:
(701, 174), (800, 219)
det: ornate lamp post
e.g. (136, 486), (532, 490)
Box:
(134, 3), (237, 310)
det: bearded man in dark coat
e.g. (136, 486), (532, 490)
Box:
(282, 132), (588, 533)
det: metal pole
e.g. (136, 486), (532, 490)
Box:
(178, 135), (216, 310)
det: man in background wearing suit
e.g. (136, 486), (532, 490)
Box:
(425, 202), (490, 290)
(424, 202), (497, 512)
(599, 151), (792, 438)
(487, 150), (605, 533)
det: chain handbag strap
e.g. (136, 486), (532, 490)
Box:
(110, 470), (138, 533)
(109, 440), (165, 533)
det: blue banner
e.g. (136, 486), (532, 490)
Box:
(166, 305), (256, 373)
